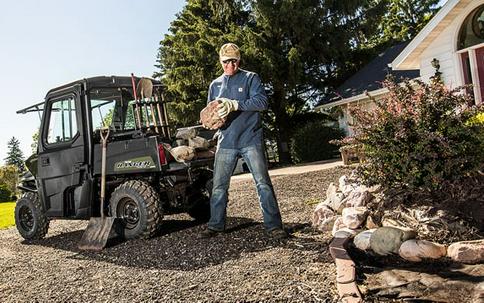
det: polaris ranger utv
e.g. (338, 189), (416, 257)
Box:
(15, 76), (214, 241)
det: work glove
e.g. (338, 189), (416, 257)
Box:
(217, 98), (239, 119)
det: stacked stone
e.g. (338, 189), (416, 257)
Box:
(313, 175), (484, 264)
(167, 126), (214, 162)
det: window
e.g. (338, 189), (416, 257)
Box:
(46, 97), (78, 144)
(458, 5), (484, 105)
(89, 88), (136, 132)
(458, 5), (484, 50)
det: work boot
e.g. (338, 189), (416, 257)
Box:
(267, 228), (289, 240)
(198, 228), (224, 239)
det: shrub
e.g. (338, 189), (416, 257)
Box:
(350, 79), (484, 191)
(0, 165), (18, 196)
(0, 184), (12, 202)
(290, 121), (344, 163)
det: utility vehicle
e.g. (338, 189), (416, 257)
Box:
(15, 76), (214, 240)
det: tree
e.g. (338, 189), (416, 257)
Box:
(369, 0), (440, 46)
(31, 130), (39, 155)
(5, 137), (25, 173)
(155, 0), (249, 128)
(0, 165), (19, 197)
(157, 0), (383, 163)
(0, 184), (13, 202)
(241, 0), (386, 162)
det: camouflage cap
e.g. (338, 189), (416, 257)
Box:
(219, 43), (241, 61)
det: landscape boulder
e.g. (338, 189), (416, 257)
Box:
(370, 226), (416, 256)
(353, 229), (376, 251)
(326, 182), (338, 197)
(338, 175), (356, 195)
(326, 192), (346, 213)
(200, 100), (226, 129)
(342, 207), (369, 229)
(342, 187), (373, 208)
(447, 240), (484, 264)
(365, 215), (379, 229)
(333, 228), (358, 239)
(312, 203), (337, 232)
(332, 216), (346, 236)
(398, 239), (447, 262)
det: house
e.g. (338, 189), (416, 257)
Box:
(315, 43), (419, 135)
(392, 0), (484, 103)
(316, 0), (484, 135)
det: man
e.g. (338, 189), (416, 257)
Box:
(200, 43), (287, 239)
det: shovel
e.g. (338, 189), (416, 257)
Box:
(137, 78), (153, 129)
(78, 127), (115, 251)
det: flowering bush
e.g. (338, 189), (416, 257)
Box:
(350, 79), (484, 191)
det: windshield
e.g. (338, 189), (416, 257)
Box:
(89, 87), (136, 132)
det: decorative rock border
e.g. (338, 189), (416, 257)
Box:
(314, 174), (484, 300)
(329, 236), (362, 303)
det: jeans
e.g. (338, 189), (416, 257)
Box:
(208, 144), (283, 231)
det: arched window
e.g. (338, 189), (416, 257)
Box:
(458, 5), (484, 50)
(457, 4), (484, 105)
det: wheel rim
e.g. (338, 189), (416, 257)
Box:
(19, 205), (34, 232)
(117, 197), (139, 230)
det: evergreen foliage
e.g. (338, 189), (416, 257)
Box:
(4, 137), (24, 173)
(0, 184), (12, 202)
(0, 165), (18, 198)
(156, 0), (441, 163)
(155, 0), (248, 128)
(31, 130), (39, 155)
(290, 121), (344, 164)
(375, 0), (440, 45)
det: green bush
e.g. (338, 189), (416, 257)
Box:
(351, 79), (484, 191)
(0, 184), (12, 202)
(290, 121), (344, 163)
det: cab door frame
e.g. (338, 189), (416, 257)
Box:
(37, 84), (89, 218)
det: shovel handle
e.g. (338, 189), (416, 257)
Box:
(100, 127), (109, 219)
(131, 73), (142, 129)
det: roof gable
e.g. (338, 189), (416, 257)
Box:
(392, 0), (477, 70)
(320, 43), (419, 105)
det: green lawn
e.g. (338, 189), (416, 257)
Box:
(0, 202), (15, 229)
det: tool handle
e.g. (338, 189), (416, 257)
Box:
(131, 73), (142, 129)
(150, 100), (159, 133)
(100, 127), (109, 219)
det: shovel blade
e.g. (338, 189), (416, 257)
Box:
(78, 217), (116, 251)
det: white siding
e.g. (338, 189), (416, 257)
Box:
(338, 97), (381, 136)
(419, 1), (484, 87)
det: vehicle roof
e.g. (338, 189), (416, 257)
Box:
(46, 75), (161, 96)
(17, 75), (161, 114)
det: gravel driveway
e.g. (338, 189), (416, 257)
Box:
(0, 166), (352, 303)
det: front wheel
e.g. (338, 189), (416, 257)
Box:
(15, 192), (49, 240)
(110, 180), (162, 239)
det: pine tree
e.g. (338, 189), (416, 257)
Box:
(31, 130), (39, 154)
(241, 0), (386, 162)
(155, 0), (249, 128)
(370, 0), (440, 46)
(5, 137), (25, 173)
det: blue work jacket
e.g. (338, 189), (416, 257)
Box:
(208, 68), (268, 149)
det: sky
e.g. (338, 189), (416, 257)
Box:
(0, 0), (186, 162)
